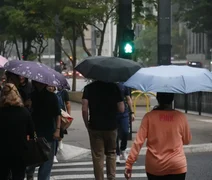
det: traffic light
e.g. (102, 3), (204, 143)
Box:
(119, 29), (135, 59)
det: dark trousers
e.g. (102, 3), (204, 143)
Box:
(2, 157), (26, 180)
(116, 116), (129, 155)
(147, 173), (186, 180)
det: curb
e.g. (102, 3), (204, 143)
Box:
(58, 143), (212, 161)
(126, 143), (212, 155)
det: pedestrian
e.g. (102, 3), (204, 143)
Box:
(18, 76), (34, 111)
(124, 92), (192, 180)
(25, 81), (61, 180)
(116, 82), (135, 164)
(5, 71), (20, 87)
(82, 80), (125, 180)
(54, 87), (71, 162)
(0, 83), (34, 180)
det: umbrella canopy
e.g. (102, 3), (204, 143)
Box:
(124, 65), (212, 94)
(74, 56), (142, 82)
(4, 60), (69, 88)
(0, 56), (8, 68)
(53, 70), (70, 90)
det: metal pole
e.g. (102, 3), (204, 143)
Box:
(210, 49), (212, 71)
(118, 0), (133, 140)
(157, 0), (172, 65)
(118, 0), (132, 59)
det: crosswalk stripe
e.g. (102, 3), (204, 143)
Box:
(35, 166), (145, 173)
(32, 160), (147, 179)
(53, 160), (126, 167)
(33, 173), (147, 180)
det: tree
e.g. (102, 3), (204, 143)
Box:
(0, 0), (49, 60)
(174, 0), (212, 34)
(134, 25), (157, 66)
(25, 0), (97, 90)
(132, 0), (157, 27)
(174, 0), (212, 59)
(88, 0), (117, 55)
(0, 34), (14, 57)
(134, 23), (187, 66)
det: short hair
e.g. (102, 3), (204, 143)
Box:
(156, 92), (174, 105)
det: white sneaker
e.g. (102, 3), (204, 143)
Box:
(116, 155), (121, 164)
(58, 140), (63, 150)
(54, 156), (58, 163)
(121, 150), (128, 160)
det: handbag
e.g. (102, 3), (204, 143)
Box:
(61, 109), (74, 130)
(24, 133), (51, 167)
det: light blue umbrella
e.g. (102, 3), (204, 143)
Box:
(124, 65), (212, 94)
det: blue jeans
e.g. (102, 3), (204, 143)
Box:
(116, 116), (129, 155)
(26, 140), (56, 180)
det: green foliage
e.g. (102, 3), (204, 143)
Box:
(134, 25), (157, 66)
(134, 23), (187, 66)
(174, 0), (212, 33)
(133, 0), (157, 26)
(0, 0), (50, 59)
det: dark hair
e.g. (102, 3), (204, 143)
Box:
(153, 92), (174, 110)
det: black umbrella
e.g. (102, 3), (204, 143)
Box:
(74, 56), (142, 82)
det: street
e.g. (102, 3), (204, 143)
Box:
(63, 102), (212, 149)
(32, 152), (212, 180)
(67, 78), (88, 91)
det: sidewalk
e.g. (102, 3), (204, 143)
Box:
(58, 102), (212, 161)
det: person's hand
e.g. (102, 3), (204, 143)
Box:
(53, 129), (61, 140)
(124, 168), (132, 179)
(130, 114), (135, 122)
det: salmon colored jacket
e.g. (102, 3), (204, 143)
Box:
(125, 110), (192, 176)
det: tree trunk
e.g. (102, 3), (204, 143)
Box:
(113, 25), (120, 57)
(80, 31), (92, 56)
(55, 37), (70, 60)
(97, 23), (107, 56)
(14, 37), (21, 60)
(72, 25), (77, 92)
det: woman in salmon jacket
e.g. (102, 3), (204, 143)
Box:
(125, 92), (192, 180)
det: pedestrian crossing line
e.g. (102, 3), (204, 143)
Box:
(35, 166), (145, 173)
(52, 160), (127, 167)
(33, 160), (147, 179)
(33, 173), (147, 179)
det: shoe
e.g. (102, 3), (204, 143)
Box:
(58, 140), (63, 150)
(116, 155), (121, 164)
(121, 150), (128, 160)
(54, 155), (58, 163)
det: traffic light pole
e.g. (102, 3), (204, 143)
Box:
(118, 0), (133, 140)
(157, 0), (172, 65)
(118, 0), (133, 59)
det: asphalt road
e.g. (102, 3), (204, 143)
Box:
(134, 152), (212, 180)
(49, 152), (212, 180)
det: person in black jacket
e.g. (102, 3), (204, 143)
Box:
(0, 83), (34, 180)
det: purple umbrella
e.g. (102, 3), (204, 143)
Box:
(4, 60), (70, 89)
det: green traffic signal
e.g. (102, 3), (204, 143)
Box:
(124, 43), (133, 54)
